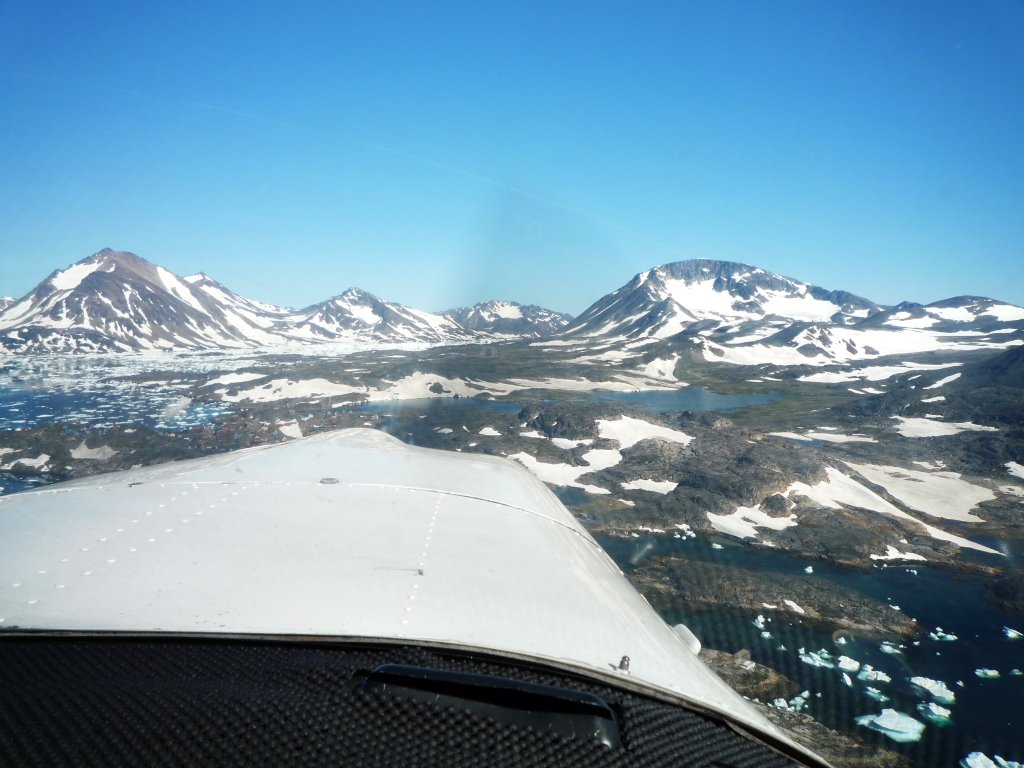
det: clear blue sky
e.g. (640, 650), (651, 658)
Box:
(1, 1), (1022, 315)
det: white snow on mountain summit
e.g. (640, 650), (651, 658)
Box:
(2, 252), (1021, 360)
(560, 259), (1023, 366)
(0, 250), (567, 353)
(441, 300), (573, 337)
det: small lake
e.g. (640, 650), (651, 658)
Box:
(596, 533), (1024, 768)
(584, 386), (781, 412)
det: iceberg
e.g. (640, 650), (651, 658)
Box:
(799, 649), (834, 668)
(837, 656), (861, 672)
(975, 668), (1001, 679)
(857, 664), (891, 683)
(1005, 627), (1023, 640)
(854, 709), (925, 743)
(917, 701), (952, 726)
(960, 753), (1023, 768)
(864, 686), (890, 703)
(910, 676), (956, 705)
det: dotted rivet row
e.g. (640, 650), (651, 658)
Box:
(2, 483), (251, 622)
(401, 493), (443, 628)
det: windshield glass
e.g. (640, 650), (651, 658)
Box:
(1, 3), (1022, 767)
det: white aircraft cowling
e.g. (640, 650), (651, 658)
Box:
(0, 428), (805, 758)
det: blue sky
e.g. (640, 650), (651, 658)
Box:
(1, 1), (1022, 314)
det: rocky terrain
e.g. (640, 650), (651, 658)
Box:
(628, 557), (919, 639)
(700, 649), (909, 768)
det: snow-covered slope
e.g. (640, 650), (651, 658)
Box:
(0, 250), (298, 352)
(0, 251), (541, 353)
(442, 300), (572, 337)
(0, 297), (14, 312)
(559, 260), (1024, 366)
(564, 260), (881, 342)
(288, 288), (475, 344)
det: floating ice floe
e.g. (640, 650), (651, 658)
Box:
(837, 656), (861, 672)
(760, 631), (772, 639)
(910, 676), (956, 705)
(1005, 627), (1023, 640)
(711, 543), (723, 550)
(854, 709), (925, 743)
(799, 648), (834, 668)
(929, 627), (958, 641)
(858, 665), (891, 683)
(864, 686), (890, 703)
(804, 566), (813, 573)
(917, 701), (952, 726)
(880, 641), (903, 655)
(1010, 669), (1023, 676)
(975, 668), (1000, 679)
(960, 752), (1024, 768)
(842, 673), (853, 686)
(753, 615), (766, 630)
(835, 636), (847, 645)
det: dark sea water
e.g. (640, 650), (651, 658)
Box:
(597, 533), (1024, 768)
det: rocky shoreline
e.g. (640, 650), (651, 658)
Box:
(627, 555), (920, 640)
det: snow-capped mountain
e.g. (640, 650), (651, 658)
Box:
(0, 250), (561, 353)
(441, 300), (572, 337)
(0, 250), (299, 352)
(564, 260), (882, 341)
(0, 297), (14, 311)
(289, 288), (475, 344)
(560, 260), (1024, 366)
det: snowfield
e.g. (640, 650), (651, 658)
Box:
(510, 416), (691, 495)
(892, 417), (999, 438)
(782, 468), (1000, 554)
(845, 463), (995, 523)
(596, 416), (693, 448)
(706, 505), (798, 539)
(621, 479), (678, 494)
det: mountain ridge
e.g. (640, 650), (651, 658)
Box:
(0, 250), (572, 352)
(2, 251), (1022, 356)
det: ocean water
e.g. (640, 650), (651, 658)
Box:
(597, 533), (1024, 767)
